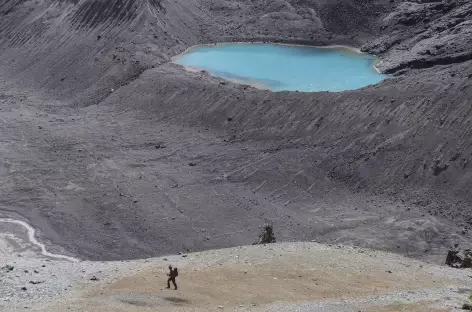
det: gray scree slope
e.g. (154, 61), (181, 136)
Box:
(0, 0), (471, 261)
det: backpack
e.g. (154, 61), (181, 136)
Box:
(174, 268), (178, 277)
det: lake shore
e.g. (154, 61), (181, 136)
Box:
(172, 42), (387, 92)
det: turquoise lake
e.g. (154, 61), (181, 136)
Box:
(175, 43), (388, 92)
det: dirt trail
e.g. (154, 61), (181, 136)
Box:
(0, 225), (469, 311)
(24, 243), (470, 312)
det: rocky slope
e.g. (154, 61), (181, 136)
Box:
(0, 0), (471, 261)
(364, 0), (472, 73)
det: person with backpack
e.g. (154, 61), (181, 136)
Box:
(445, 243), (462, 267)
(166, 265), (178, 290)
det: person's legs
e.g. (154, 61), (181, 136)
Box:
(172, 278), (177, 290)
(446, 251), (453, 266)
(167, 278), (171, 288)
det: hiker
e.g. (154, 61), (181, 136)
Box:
(445, 243), (462, 267)
(462, 249), (472, 268)
(167, 265), (178, 290)
(254, 221), (276, 245)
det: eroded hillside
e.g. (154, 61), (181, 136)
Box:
(0, 0), (471, 261)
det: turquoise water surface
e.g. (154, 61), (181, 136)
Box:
(175, 43), (388, 92)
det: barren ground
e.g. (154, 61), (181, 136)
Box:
(1, 226), (471, 312)
(0, 0), (471, 273)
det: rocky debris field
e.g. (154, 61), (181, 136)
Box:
(364, 0), (472, 73)
(0, 0), (471, 266)
(3, 2), (472, 310)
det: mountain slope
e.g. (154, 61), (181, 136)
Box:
(0, 0), (471, 261)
